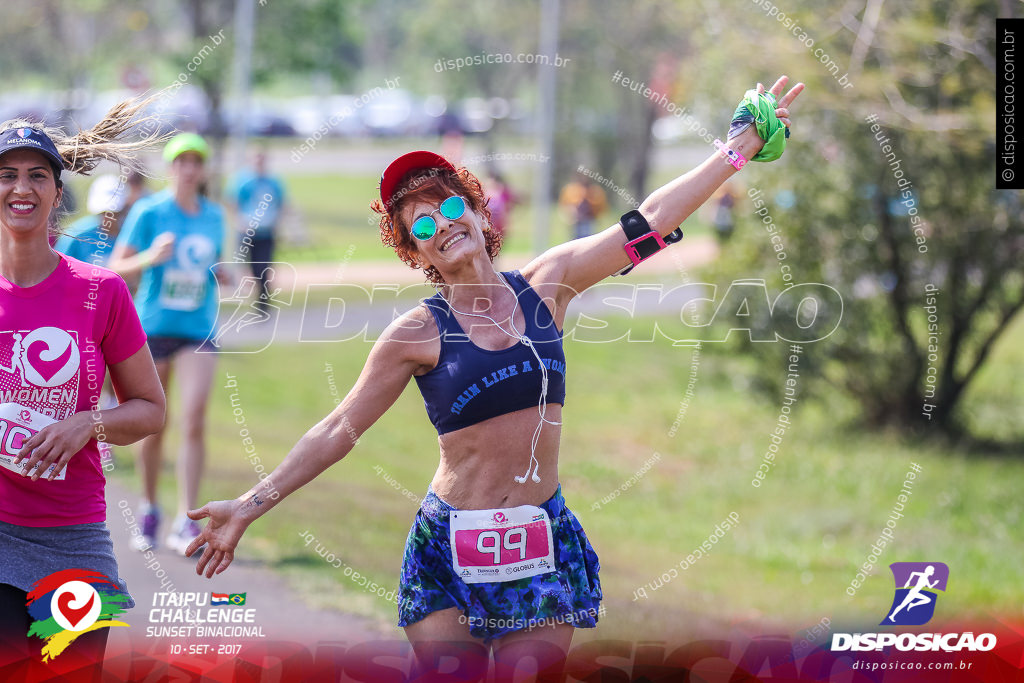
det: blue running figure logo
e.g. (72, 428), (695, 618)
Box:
(883, 562), (948, 626)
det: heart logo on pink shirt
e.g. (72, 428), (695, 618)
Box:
(27, 340), (73, 383)
(17, 327), (80, 388)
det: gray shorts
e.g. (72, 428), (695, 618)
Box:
(0, 520), (134, 608)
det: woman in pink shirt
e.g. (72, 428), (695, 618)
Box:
(0, 104), (165, 673)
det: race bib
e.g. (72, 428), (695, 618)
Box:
(450, 505), (555, 584)
(159, 269), (207, 311)
(0, 403), (64, 480)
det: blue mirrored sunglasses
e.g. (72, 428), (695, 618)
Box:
(410, 196), (466, 241)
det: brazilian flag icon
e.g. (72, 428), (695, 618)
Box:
(229, 593), (246, 606)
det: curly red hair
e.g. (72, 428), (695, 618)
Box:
(371, 165), (502, 285)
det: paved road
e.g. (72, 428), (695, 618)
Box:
(104, 478), (393, 656)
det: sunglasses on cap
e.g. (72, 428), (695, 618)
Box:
(410, 196), (466, 241)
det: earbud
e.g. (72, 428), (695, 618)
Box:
(515, 458), (542, 485)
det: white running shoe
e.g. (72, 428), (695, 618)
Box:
(166, 516), (205, 557)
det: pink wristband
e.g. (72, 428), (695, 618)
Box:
(714, 139), (747, 170)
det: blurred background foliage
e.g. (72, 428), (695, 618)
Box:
(2, 0), (1018, 438)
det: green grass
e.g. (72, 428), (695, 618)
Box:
(109, 310), (1024, 641)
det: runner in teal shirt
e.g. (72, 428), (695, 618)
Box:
(228, 151), (286, 312)
(109, 132), (226, 558)
(55, 173), (129, 266)
(116, 188), (224, 339)
(56, 214), (112, 264)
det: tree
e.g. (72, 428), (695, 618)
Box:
(554, 0), (697, 202)
(251, 0), (365, 89)
(387, 0), (552, 159)
(707, 0), (1022, 433)
(377, 0), (699, 208)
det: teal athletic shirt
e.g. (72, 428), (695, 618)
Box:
(229, 171), (285, 237)
(115, 190), (225, 340)
(55, 215), (115, 266)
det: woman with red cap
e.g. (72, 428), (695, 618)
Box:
(187, 77), (803, 676)
(0, 102), (166, 671)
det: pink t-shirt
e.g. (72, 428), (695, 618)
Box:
(0, 254), (146, 526)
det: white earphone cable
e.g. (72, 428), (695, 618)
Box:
(439, 273), (560, 484)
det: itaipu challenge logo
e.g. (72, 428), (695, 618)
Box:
(26, 569), (130, 661)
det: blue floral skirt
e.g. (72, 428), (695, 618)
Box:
(398, 485), (602, 643)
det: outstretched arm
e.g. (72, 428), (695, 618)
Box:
(524, 76), (804, 308)
(185, 310), (435, 577)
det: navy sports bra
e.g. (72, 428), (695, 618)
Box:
(414, 271), (566, 435)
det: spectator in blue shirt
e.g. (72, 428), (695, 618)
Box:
(229, 151), (285, 312)
(55, 174), (128, 267)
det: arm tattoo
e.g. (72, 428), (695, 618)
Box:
(242, 494), (265, 511)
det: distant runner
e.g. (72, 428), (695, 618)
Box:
(110, 133), (227, 555)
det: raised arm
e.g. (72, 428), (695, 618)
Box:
(524, 77), (804, 304)
(185, 307), (437, 577)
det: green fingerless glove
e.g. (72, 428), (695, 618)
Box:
(727, 89), (790, 162)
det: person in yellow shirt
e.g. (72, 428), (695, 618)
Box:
(559, 174), (607, 239)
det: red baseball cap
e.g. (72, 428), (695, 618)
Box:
(379, 150), (456, 209)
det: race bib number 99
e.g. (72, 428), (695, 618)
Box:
(450, 505), (556, 584)
(0, 403), (63, 480)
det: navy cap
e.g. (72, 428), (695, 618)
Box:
(0, 127), (65, 172)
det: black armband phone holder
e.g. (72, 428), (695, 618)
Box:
(617, 210), (683, 275)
